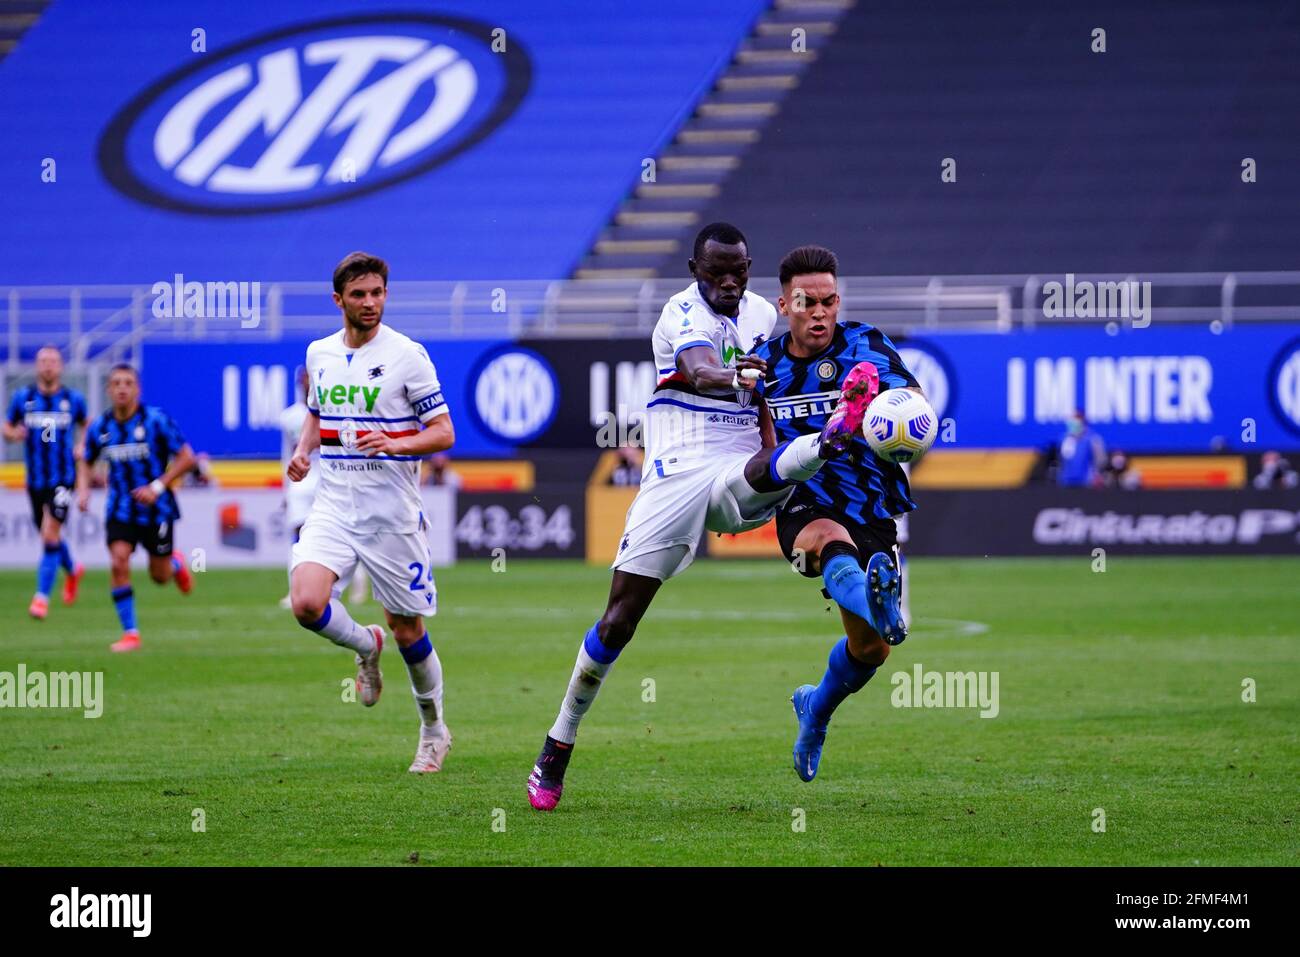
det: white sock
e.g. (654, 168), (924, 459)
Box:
(404, 636), (446, 736)
(548, 644), (615, 745)
(312, 598), (375, 656)
(728, 468), (795, 514)
(772, 433), (827, 483)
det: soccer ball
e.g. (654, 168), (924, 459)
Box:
(862, 389), (938, 463)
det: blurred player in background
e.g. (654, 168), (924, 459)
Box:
(754, 245), (919, 782)
(76, 364), (196, 653)
(286, 252), (456, 774)
(422, 452), (460, 488)
(608, 445), (643, 486)
(1057, 411), (1106, 487)
(3, 345), (87, 619)
(527, 224), (881, 811)
(278, 367), (318, 609)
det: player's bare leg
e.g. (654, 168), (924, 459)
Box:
(147, 550), (192, 594)
(529, 569), (663, 811)
(107, 540), (140, 652)
(788, 519), (899, 781)
(387, 610), (450, 773)
(290, 561), (384, 705)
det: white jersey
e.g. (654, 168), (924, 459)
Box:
(304, 324), (448, 533)
(644, 283), (777, 468)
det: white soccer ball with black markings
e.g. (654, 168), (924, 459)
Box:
(862, 389), (937, 463)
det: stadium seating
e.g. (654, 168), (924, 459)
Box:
(615, 0), (1300, 277)
(0, 0), (46, 63)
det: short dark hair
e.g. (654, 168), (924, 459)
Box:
(779, 245), (838, 287)
(107, 362), (138, 381)
(693, 222), (748, 260)
(332, 251), (389, 294)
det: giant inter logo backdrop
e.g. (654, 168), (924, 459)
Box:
(1269, 337), (1300, 437)
(98, 14), (530, 214)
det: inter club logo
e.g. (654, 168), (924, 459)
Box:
(895, 341), (954, 420)
(469, 346), (558, 444)
(1269, 337), (1300, 436)
(98, 14), (531, 215)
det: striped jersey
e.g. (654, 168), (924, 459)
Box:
(755, 321), (920, 522)
(644, 282), (777, 470)
(83, 405), (188, 525)
(7, 385), (87, 490)
(304, 324), (448, 533)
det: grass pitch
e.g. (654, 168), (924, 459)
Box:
(0, 557), (1296, 866)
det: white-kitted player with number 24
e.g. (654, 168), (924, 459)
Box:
(286, 252), (457, 774)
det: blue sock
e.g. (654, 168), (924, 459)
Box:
(821, 550), (874, 627)
(400, 633), (433, 664)
(582, 621), (621, 665)
(57, 540), (75, 573)
(809, 636), (877, 723)
(111, 586), (137, 632)
(170, 553), (182, 575)
(36, 544), (59, 598)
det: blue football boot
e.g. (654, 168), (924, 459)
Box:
(791, 684), (828, 782)
(866, 551), (907, 645)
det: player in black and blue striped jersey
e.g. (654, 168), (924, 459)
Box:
(3, 346), (88, 620)
(76, 364), (197, 653)
(753, 245), (923, 782)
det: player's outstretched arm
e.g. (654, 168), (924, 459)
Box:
(677, 345), (766, 393)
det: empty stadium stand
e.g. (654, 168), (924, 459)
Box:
(0, 0), (46, 63)
(576, 0), (857, 279)
(629, 0), (1300, 277)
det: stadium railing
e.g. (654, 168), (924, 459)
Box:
(5, 271), (1300, 373)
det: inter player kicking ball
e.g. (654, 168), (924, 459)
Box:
(286, 252), (456, 774)
(527, 223), (882, 811)
(753, 245), (920, 781)
(3, 346), (88, 619)
(75, 364), (196, 653)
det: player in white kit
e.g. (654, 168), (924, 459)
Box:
(286, 252), (456, 773)
(278, 367), (318, 609)
(527, 224), (882, 810)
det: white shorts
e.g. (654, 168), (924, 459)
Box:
(291, 514), (437, 617)
(611, 451), (791, 581)
(285, 487), (316, 530)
